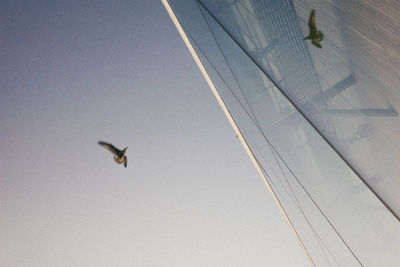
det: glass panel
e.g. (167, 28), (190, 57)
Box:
(165, 0), (400, 265)
(199, 0), (400, 217)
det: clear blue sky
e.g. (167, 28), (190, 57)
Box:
(0, 0), (309, 265)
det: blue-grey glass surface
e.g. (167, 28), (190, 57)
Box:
(198, 0), (400, 217)
(166, 0), (400, 265)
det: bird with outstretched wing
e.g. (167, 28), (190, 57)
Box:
(304, 9), (324, 48)
(98, 141), (128, 168)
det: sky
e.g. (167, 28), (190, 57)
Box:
(0, 0), (309, 266)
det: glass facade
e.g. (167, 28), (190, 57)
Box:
(163, 0), (400, 265)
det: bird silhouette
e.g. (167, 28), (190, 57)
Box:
(98, 141), (128, 167)
(304, 9), (323, 48)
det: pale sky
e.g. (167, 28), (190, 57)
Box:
(0, 0), (309, 266)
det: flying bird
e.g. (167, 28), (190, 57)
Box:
(98, 141), (128, 167)
(304, 9), (324, 48)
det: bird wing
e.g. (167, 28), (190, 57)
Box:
(308, 9), (317, 34)
(124, 156), (127, 168)
(98, 141), (120, 155)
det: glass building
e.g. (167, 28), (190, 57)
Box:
(162, 0), (400, 265)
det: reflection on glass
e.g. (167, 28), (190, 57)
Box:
(304, 10), (323, 48)
(198, 0), (400, 217)
(164, 0), (400, 265)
